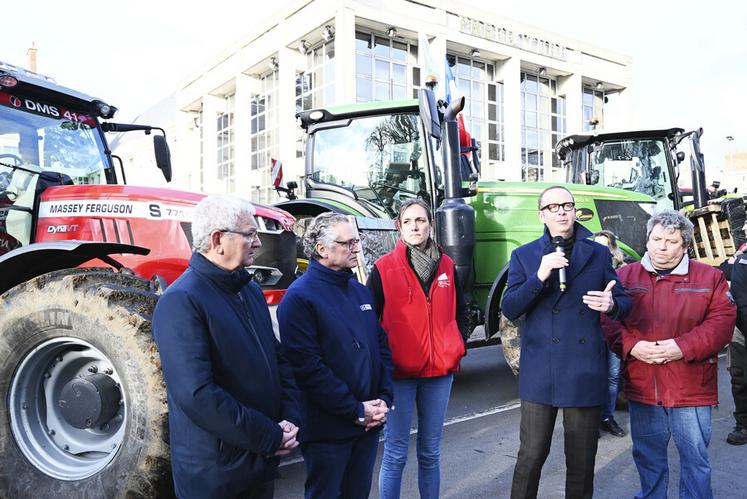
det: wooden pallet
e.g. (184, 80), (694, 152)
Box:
(687, 204), (737, 266)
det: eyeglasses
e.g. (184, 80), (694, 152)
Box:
(540, 202), (575, 213)
(334, 238), (361, 250)
(221, 229), (260, 241)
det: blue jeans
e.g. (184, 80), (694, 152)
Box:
(602, 347), (621, 420)
(379, 374), (454, 499)
(628, 401), (713, 499)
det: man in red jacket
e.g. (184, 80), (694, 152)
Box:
(603, 209), (736, 499)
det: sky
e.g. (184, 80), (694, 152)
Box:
(4, 0), (746, 180)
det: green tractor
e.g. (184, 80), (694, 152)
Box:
(276, 89), (717, 343)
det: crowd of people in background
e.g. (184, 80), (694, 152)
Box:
(151, 190), (745, 499)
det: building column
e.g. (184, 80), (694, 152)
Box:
(277, 46), (304, 191)
(496, 57), (521, 181)
(234, 73), (253, 194)
(558, 73), (583, 135)
(334, 6), (356, 105)
(201, 94), (222, 193)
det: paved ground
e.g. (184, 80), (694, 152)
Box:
(274, 345), (744, 498)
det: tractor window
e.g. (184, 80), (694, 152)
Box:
(310, 113), (429, 217)
(0, 91), (109, 192)
(570, 138), (673, 209)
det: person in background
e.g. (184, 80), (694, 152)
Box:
(367, 199), (470, 499)
(603, 209), (736, 499)
(153, 194), (301, 499)
(278, 213), (393, 499)
(718, 219), (747, 445)
(502, 185), (631, 499)
(593, 230), (627, 438)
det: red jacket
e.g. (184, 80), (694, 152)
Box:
(602, 255), (736, 407)
(374, 241), (465, 379)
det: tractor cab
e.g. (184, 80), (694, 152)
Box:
(0, 76), (112, 253)
(0, 60), (171, 256)
(556, 128), (708, 212)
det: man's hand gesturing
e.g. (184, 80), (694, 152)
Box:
(582, 280), (616, 313)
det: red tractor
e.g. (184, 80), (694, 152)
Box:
(0, 61), (296, 497)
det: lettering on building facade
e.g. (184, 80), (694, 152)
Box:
(459, 16), (569, 61)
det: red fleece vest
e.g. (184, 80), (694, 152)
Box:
(375, 241), (465, 378)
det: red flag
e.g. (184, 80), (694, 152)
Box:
(271, 158), (283, 188)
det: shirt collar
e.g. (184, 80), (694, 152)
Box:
(641, 252), (689, 275)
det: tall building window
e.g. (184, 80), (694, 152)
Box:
(251, 70), (279, 203)
(520, 72), (566, 181)
(296, 40), (335, 157)
(447, 55), (504, 170)
(296, 41), (335, 112)
(355, 31), (418, 102)
(582, 88), (604, 131)
(216, 94), (235, 191)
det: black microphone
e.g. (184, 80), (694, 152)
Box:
(551, 236), (567, 292)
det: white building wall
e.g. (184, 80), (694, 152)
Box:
(115, 0), (633, 197)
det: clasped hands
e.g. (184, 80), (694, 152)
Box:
(356, 399), (389, 431)
(274, 419), (300, 456)
(630, 339), (683, 365)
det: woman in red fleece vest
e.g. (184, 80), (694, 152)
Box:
(367, 199), (469, 499)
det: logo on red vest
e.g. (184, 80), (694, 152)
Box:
(436, 273), (450, 288)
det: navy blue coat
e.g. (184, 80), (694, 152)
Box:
(278, 259), (394, 443)
(502, 223), (631, 407)
(153, 253), (301, 498)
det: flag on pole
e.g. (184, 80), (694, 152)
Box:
(444, 57), (473, 158)
(419, 33), (439, 90)
(270, 158), (283, 187)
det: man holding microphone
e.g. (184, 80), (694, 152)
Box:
(502, 185), (631, 499)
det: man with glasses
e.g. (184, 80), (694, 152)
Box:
(153, 194), (301, 499)
(503, 185), (631, 499)
(279, 212), (393, 499)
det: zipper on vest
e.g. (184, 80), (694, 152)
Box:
(426, 296), (434, 377)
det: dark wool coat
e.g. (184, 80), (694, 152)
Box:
(502, 223), (631, 407)
(153, 253), (300, 498)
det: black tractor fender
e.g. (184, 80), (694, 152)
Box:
(274, 199), (347, 218)
(484, 262), (511, 340)
(0, 241), (150, 296)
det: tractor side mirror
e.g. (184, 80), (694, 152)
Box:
(153, 135), (172, 182)
(418, 89), (441, 140)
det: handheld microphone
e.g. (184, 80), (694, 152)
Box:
(551, 236), (567, 292)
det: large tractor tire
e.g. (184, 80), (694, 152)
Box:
(0, 267), (172, 499)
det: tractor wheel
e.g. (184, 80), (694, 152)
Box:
(0, 267), (172, 499)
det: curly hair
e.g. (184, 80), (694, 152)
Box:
(303, 212), (351, 260)
(192, 194), (256, 253)
(646, 209), (694, 248)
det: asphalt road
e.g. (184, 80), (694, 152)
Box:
(274, 346), (743, 498)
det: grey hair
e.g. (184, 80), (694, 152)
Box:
(303, 212), (350, 260)
(192, 194), (256, 253)
(646, 209), (694, 248)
